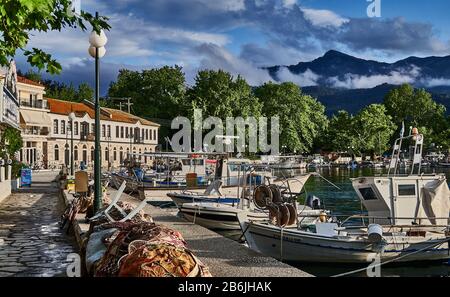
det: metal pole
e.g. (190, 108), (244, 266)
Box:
(94, 11), (102, 213)
(71, 119), (74, 176)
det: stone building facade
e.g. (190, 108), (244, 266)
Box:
(17, 77), (160, 170)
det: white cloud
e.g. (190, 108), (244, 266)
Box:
(282, 0), (297, 8)
(276, 67), (320, 86)
(194, 43), (273, 86)
(327, 65), (421, 89)
(302, 8), (349, 28)
(422, 77), (450, 87)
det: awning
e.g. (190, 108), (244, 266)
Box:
(20, 109), (52, 127)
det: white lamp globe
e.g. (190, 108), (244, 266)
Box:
(69, 112), (76, 121)
(89, 29), (108, 48)
(88, 46), (106, 58)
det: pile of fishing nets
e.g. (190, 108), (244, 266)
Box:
(83, 221), (211, 277)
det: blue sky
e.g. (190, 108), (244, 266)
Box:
(18, 0), (450, 91)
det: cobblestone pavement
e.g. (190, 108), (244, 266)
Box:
(0, 171), (77, 277)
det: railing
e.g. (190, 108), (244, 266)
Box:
(23, 127), (50, 136)
(20, 100), (49, 109)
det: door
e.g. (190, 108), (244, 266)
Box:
(393, 179), (418, 225)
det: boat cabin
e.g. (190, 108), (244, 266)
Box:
(351, 130), (450, 226)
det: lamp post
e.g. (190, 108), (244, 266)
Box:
(88, 12), (108, 213)
(69, 112), (76, 176)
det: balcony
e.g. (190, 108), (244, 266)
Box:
(20, 100), (49, 110)
(23, 127), (49, 136)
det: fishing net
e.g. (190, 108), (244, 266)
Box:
(118, 243), (203, 277)
(93, 222), (196, 276)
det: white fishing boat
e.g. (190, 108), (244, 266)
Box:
(261, 155), (307, 169)
(176, 174), (318, 232)
(138, 155), (274, 204)
(239, 129), (450, 264)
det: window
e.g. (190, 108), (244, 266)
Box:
(107, 125), (111, 138)
(121, 127), (124, 138)
(154, 129), (157, 140)
(149, 129), (152, 140)
(74, 122), (79, 135)
(82, 145), (87, 163)
(398, 185), (416, 196)
(116, 126), (119, 138)
(102, 124), (106, 137)
(113, 148), (117, 161)
(74, 145), (78, 161)
(119, 147), (123, 163)
(105, 147), (109, 161)
(53, 120), (58, 134)
(91, 147), (94, 162)
(91, 123), (95, 134)
(54, 145), (59, 161)
(359, 187), (378, 201)
(146, 129), (149, 140)
(126, 127), (129, 138)
(141, 129), (145, 141)
(61, 120), (66, 134)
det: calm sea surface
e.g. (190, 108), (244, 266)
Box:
(271, 166), (450, 277)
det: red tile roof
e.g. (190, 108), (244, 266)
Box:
(17, 76), (45, 87)
(46, 98), (159, 126)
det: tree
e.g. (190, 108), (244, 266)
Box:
(327, 110), (356, 153)
(0, 0), (109, 74)
(76, 83), (94, 101)
(108, 66), (186, 119)
(384, 84), (447, 146)
(1, 127), (23, 158)
(327, 105), (396, 158)
(254, 82), (328, 153)
(187, 70), (261, 120)
(352, 104), (396, 158)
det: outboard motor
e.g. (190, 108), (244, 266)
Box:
(306, 194), (322, 209)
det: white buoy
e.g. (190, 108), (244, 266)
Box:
(368, 224), (383, 243)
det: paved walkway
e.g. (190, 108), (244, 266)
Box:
(0, 171), (77, 276)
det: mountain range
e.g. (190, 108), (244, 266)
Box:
(265, 50), (450, 115)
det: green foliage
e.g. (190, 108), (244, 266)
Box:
(352, 104), (396, 156)
(327, 105), (396, 157)
(255, 82), (328, 153)
(21, 71), (94, 102)
(384, 84), (448, 148)
(1, 127), (23, 157)
(0, 0), (110, 74)
(109, 66), (186, 119)
(11, 160), (27, 179)
(327, 110), (355, 152)
(187, 70), (262, 120)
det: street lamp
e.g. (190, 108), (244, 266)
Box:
(69, 112), (76, 176)
(89, 12), (108, 213)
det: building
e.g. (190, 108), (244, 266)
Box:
(0, 61), (21, 203)
(0, 61), (20, 131)
(17, 77), (160, 170)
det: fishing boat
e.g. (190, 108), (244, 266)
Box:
(261, 155), (307, 169)
(239, 129), (450, 264)
(176, 174), (318, 232)
(138, 155), (274, 204)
